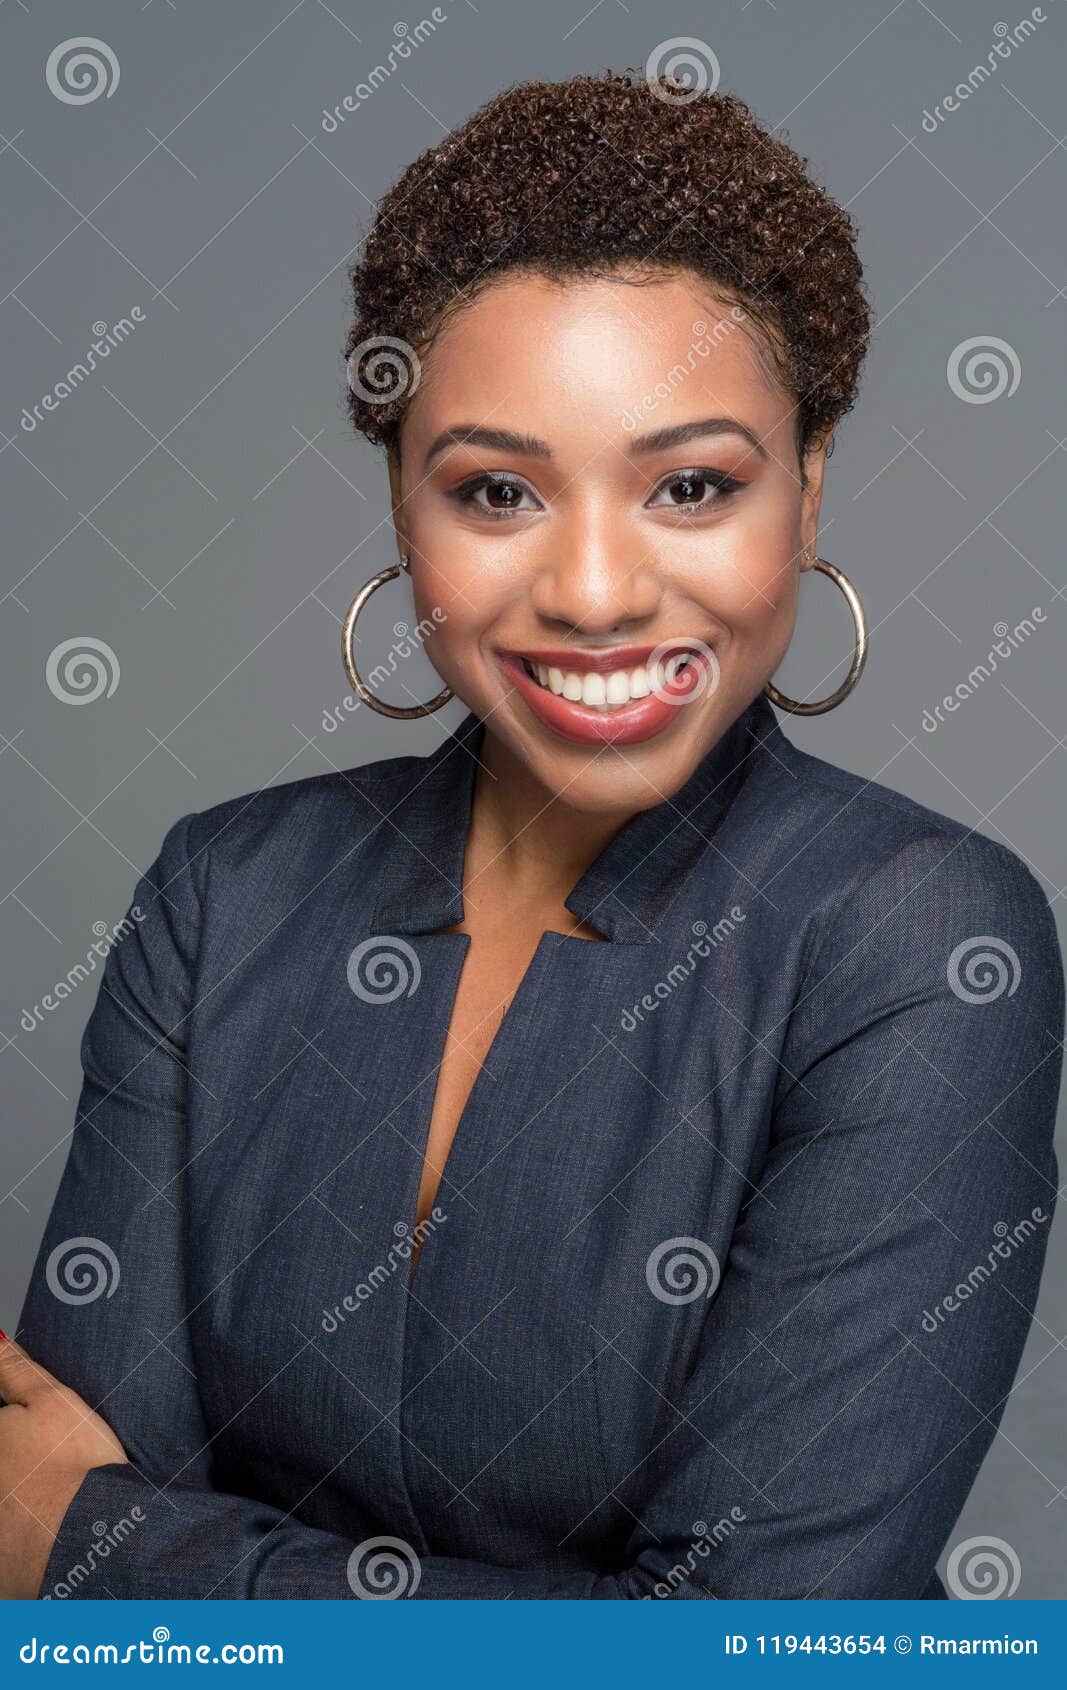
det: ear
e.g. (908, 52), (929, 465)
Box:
(386, 449), (410, 562)
(798, 435), (830, 571)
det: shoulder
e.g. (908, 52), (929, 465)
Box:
(755, 727), (1059, 950)
(148, 747), (430, 908)
(759, 737), (1064, 1175)
(756, 732), (1064, 1041)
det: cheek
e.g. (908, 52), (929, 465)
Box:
(407, 531), (503, 648)
(405, 505), (474, 621)
(407, 498), (533, 631)
(673, 503), (802, 630)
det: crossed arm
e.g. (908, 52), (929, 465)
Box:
(6, 815), (1063, 1598)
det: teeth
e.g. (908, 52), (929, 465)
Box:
(628, 666), (650, 698)
(521, 654), (695, 710)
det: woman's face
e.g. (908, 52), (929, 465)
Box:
(389, 269), (826, 816)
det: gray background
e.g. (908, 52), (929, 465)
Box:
(1, 0), (1064, 1595)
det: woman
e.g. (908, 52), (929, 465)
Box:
(4, 71), (1062, 1601)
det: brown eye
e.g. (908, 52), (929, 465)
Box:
(485, 479), (523, 509)
(646, 467), (743, 513)
(453, 474), (542, 517)
(666, 474), (708, 505)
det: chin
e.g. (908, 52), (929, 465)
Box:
(523, 719), (721, 815)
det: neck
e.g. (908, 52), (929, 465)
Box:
(464, 727), (635, 914)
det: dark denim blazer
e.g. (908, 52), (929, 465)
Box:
(21, 692), (1064, 1599)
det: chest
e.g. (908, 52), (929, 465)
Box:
(414, 912), (603, 1237)
(183, 903), (794, 1561)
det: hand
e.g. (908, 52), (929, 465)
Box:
(0, 1332), (128, 1599)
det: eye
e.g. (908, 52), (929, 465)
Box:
(452, 473), (543, 519)
(645, 468), (744, 512)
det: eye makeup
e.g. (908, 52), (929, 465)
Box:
(446, 465), (748, 522)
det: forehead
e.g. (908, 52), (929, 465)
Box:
(404, 269), (792, 449)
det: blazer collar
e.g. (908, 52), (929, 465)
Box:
(367, 691), (784, 944)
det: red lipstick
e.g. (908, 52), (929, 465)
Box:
(497, 642), (714, 747)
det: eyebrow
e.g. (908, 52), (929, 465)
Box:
(421, 414), (767, 472)
(628, 417), (767, 458)
(423, 425), (553, 470)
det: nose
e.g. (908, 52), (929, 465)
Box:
(527, 506), (663, 636)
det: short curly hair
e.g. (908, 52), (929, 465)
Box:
(343, 70), (870, 460)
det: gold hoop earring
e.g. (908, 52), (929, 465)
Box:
(340, 554), (453, 719)
(763, 557), (868, 715)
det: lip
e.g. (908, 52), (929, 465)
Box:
(497, 645), (711, 746)
(502, 643), (675, 676)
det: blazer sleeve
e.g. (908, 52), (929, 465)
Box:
(584, 831), (1065, 1599)
(25, 827), (1064, 1599)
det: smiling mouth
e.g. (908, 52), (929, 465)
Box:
(517, 651), (699, 711)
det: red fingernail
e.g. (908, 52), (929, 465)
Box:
(0, 1328), (7, 1341)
